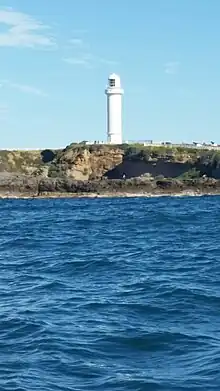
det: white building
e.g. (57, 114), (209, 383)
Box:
(105, 73), (124, 144)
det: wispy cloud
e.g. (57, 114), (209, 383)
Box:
(1, 80), (48, 97)
(10, 82), (48, 96)
(63, 53), (118, 69)
(0, 7), (55, 48)
(64, 57), (89, 66)
(64, 33), (118, 68)
(69, 38), (84, 46)
(164, 61), (180, 75)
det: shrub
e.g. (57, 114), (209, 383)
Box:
(211, 152), (220, 168)
(138, 149), (150, 162)
(179, 168), (201, 180)
(124, 147), (140, 159)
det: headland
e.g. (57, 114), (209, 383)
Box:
(1, 142), (220, 198)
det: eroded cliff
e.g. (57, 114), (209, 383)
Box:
(1, 143), (220, 181)
(47, 144), (123, 179)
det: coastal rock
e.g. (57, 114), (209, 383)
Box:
(1, 143), (220, 182)
(0, 150), (43, 175)
(0, 174), (220, 197)
(0, 173), (39, 194)
(48, 145), (123, 180)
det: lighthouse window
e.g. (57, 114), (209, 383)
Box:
(109, 79), (115, 87)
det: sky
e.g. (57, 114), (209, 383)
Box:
(1, 0), (220, 148)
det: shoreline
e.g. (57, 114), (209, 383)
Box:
(1, 189), (220, 199)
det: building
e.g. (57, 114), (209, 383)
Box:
(105, 73), (124, 144)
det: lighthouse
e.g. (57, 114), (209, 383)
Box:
(105, 73), (124, 144)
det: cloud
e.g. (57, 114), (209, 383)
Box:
(0, 80), (48, 97)
(0, 7), (55, 48)
(69, 38), (84, 46)
(64, 57), (89, 66)
(9, 82), (48, 96)
(164, 61), (180, 75)
(63, 53), (118, 69)
(64, 31), (118, 69)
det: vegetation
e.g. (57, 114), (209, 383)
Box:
(178, 168), (201, 180)
(124, 147), (150, 162)
(0, 142), (220, 181)
(40, 141), (220, 166)
(0, 150), (43, 174)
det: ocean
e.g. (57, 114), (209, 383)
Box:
(0, 196), (220, 390)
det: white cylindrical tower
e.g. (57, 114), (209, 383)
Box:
(105, 73), (124, 144)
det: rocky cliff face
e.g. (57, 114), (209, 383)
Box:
(48, 145), (124, 180)
(0, 174), (219, 198)
(0, 150), (43, 174)
(0, 145), (124, 180)
(1, 143), (220, 181)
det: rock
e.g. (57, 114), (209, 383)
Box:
(0, 174), (220, 197)
(156, 180), (174, 189)
(48, 145), (123, 180)
(1, 143), (220, 184)
(0, 173), (39, 194)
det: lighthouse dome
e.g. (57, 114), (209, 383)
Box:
(108, 73), (121, 88)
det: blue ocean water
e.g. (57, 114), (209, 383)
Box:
(0, 196), (220, 391)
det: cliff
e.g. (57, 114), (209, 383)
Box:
(0, 149), (44, 174)
(1, 143), (220, 181)
(0, 174), (219, 198)
(47, 144), (123, 179)
(0, 145), (123, 179)
(1, 143), (220, 198)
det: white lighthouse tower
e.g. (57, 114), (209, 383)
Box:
(105, 73), (124, 144)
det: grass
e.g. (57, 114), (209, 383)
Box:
(0, 142), (218, 176)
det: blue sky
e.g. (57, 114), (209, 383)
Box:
(1, 0), (220, 148)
